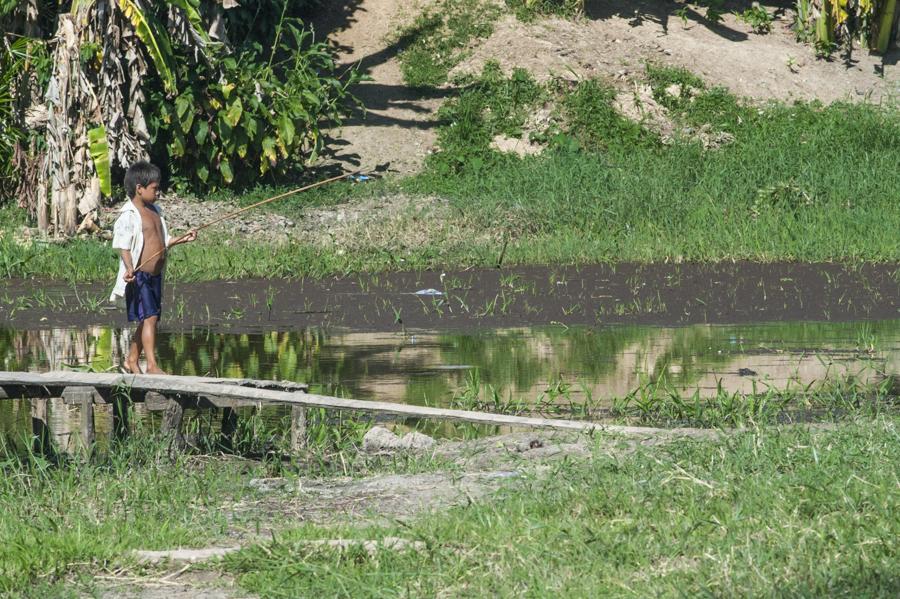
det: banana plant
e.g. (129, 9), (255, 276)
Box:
(798, 0), (898, 53)
(38, 0), (210, 234)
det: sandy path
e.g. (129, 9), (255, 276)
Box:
(313, 0), (443, 175)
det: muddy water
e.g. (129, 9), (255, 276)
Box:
(2, 319), (898, 442)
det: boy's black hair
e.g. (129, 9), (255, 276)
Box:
(124, 161), (161, 199)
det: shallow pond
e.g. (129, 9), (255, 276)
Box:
(1, 319), (898, 447)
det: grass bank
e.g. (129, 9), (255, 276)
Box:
(225, 419), (900, 596)
(1, 416), (897, 596)
(2, 65), (899, 282)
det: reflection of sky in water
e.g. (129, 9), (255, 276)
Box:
(2, 321), (898, 410)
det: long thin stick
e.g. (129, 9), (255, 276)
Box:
(132, 170), (358, 272)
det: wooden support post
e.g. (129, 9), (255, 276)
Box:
(30, 398), (50, 455)
(290, 405), (307, 452)
(81, 399), (95, 452)
(159, 394), (186, 451)
(220, 407), (238, 450)
(62, 387), (96, 453)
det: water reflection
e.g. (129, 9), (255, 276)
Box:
(2, 321), (897, 409)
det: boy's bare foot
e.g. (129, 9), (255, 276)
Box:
(145, 366), (168, 375)
(123, 361), (142, 374)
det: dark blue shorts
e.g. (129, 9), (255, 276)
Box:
(126, 271), (163, 322)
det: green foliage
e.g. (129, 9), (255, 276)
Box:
(645, 64), (751, 133)
(430, 62), (546, 173)
(397, 0), (501, 87)
(150, 21), (361, 189)
(696, 0), (726, 23)
(739, 3), (774, 33)
(645, 64), (706, 110)
(117, 0), (178, 94)
(506, 0), (584, 21)
(557, 78), (655, 150)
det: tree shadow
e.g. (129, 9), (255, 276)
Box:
(583, 0), (755, 42)
(305, 0), (436, 75)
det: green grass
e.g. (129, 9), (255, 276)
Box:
(506, 0), (584, 21)
(223, 418), (900, 596)
(0, 395), (897, 596)
(0, 435), (262, 596)
(409, 66), (900, 263)
(2, 65), (899, 282)
(556, 78), (656, 149)
(0, 414), (450, 597)
(396, 0), (501, 87)
(432, 62), (547, 173)
(449, 370), (898, 428)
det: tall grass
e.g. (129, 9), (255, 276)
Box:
(0, 435), (259, 595)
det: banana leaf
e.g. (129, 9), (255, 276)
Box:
(165, 0), (213, 45)
(117, 0), (177, 94)
(87, 126), (112, 196)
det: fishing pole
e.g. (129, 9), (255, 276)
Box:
(131, 169), (361, 272)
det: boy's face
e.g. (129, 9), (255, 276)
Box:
(136, 182), (160, 203)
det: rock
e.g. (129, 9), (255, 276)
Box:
(133, 547), (242, 564)
(249, 477), (291, 492)
(665, 83), (682, 98)
(362, 426), (402, 451)
(362, 426), (435, 452)
(514, 437), (544, 452)
(399, 431), (435, 450)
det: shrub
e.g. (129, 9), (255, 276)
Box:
(150, 21), (361, 189)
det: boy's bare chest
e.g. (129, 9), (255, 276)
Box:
(140, 210), (162, 237)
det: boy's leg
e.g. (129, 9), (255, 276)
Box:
(141, 315), (167, 375)
(125, 322), (144, 374)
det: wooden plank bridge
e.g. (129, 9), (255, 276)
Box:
(0, 370), (673, 453)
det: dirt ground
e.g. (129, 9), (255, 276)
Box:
(3, 262), (898, 332)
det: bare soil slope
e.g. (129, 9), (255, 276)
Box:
(318, 0), (898, 173)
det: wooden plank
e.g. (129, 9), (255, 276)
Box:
(0, 371), (676, 436)
(143, 394), (263, 411)
(81, 399), (96, 451)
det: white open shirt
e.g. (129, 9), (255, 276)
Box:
(109, 201), (171, 302)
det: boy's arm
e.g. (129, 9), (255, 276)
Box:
(167, 229), (198, 248)
(119, 249), (136, 282)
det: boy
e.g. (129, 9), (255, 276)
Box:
(109, 161), (197, 374)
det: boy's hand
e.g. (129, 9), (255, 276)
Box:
(123, 269), (135, 283)
(170, 230), (198, 247)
